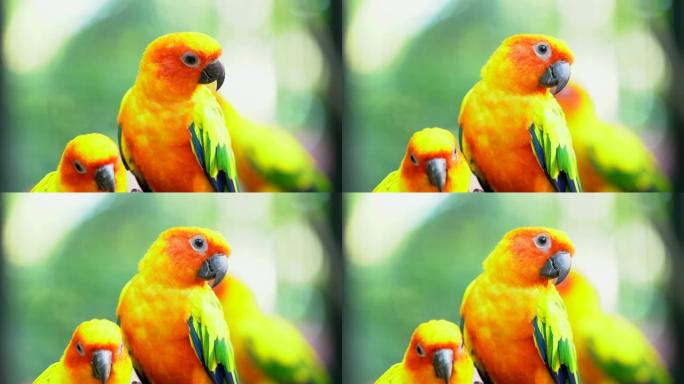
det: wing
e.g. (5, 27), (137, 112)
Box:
(585, 314), (671, 384)
(375, 363), (409, 384)
(373, 170), (401, 192)
(31, 172), (59, 192)
(242, 315), (330, 384)
(529, 102), (582, 192)
(586, 122), (671, 192)
(532, 293), (580, 384)
(188, 290), (239, 384)
(33, 362), (62, 383)
(190, 87), (240, 192)
(117, 89), (152, 192)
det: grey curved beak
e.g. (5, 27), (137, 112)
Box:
(539, 60), (570, 94)
(197, 254), (228, 288)
(95, 164), (116, 192)
(199, 60), (225, 90)
(540, 251), (572, 285)
(433, 348), (453, 384)
(427, 158), (447, 192)
(91, 349), (112, 384)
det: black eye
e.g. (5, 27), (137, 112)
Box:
(73, 160), (86, 174)
(76, 342), (85, 356)
(190, 235), (208, 252)
(416, 344), (425, 357)
(410, 153), (418, 165)
(181, 51), (200, 68)
(534, 234), (551, 250)
(534, 43), (551, 60)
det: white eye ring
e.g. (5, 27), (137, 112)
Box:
(73, 160), (86, 174)
(534, 42), (552, 60)
(190, 235), (208, 253)
(75, 342), (85, 356)
(534, 233), (551, 251)
(181, 51), (201, 68)
(416, 344), (426, 357)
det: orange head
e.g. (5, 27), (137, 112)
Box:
(139, 227), (232, 288)
(58, 133), (124, 192)
(400, 127), (463, 192)
(137, 32), (225, 99)
(481, 34), (574, 95)
(403, 320), (470, 384)
(61, 319), (130, 384)
(553, 81), (595, 119)
(484, 227), (576, 287)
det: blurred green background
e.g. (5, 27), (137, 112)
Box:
(344, 193), (674, 383)
(2, 193), (335, 383)
(3, 0), (335, 191)
(344, 0), (677, 191)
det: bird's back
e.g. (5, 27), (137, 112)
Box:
(31, 171), (60, 192)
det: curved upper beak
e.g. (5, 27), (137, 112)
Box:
(95, 164), (116, 192)
(91, 349), (112, 384)
(427, 158), (447, 192)
(433, 348), (453, 384)
(540, 251), (572, 285)
(539, 60), (571, 94)
(197, 253), (228, 288)
(199, 60), (225, 90)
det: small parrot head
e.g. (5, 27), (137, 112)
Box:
(141, 227), (231, 288)
(138, 32), (225, 98)
(62, 319), (129, 384)
(403, 320), (469, 384)
(553, 81), (595, 119)
(401, 127), (463, 192)
(58, 133), (124, 192)
(484, 227), (575, 287)
(482, 34), (574, 95)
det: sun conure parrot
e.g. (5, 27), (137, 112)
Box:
(214, 94), (331, 192)
(375, 319), (474, 384)
(118, 32), (239, 192)
(458, 34), (582, 192)
(460, 227), (580, 384)
(213, 275), (330, 384)
(554, 81), (671, 192)
(373, 127), (471, 192)
(31, 133), (126, 192)
(33, 319), (133, 384)
(556, 270), (671, 384)
(116, 227), (239, 383)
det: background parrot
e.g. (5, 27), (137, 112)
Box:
(118, 32), (239, 192)
(116, 227), (239, 384)
(31, 133), (126, 192)
(556, 271), (671, 384)
(554, 81), (671, 192)
(214, 95), (331, 192)
(460, 227), (580, 384)
(33, 319), (132, 384)
(458, 34), (581, 192)
(213, 276), (330, 384)
(375, 319), (474, 384)
(373, 127), (471, 192)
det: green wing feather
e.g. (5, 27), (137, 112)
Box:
(190, 87), (240, 192)
(529, 100), (582, 192)
(532, 293), (580, 384)
(188, 289), (240, 384)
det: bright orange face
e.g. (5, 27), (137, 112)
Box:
(153, 227), (232, 287)
(401, 128), (461, 191)
(404, 320), (468, 383)
(488, 227), (575, 286)
(483, 34), (574, 94)
(139, 32), (224, 97)
(58, 133), (123, 192)
(63, 319), (127, 382)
